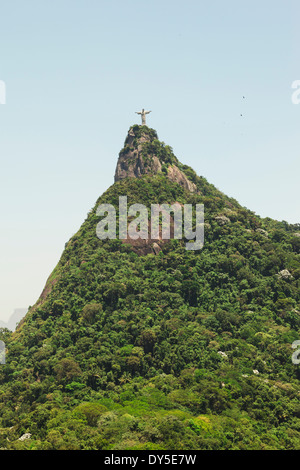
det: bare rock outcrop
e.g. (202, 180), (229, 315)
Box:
(277, 269), (293, 280)
(114, 126), (197, 193)
(114, 130), (162, 181)
(166, 165), (197, 193)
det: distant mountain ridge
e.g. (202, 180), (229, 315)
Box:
(0, 308), (27, 332)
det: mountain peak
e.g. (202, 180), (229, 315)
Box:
(1, 122), (300, 451)
(114, 125), (198, 193)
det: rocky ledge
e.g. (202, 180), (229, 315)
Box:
(114, 125), (198, 193)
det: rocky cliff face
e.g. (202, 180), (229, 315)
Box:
(114, 125), (198, 193)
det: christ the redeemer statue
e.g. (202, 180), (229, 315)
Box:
(136, 108), (151, 126)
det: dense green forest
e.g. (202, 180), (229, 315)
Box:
(0, 126), (300, 450)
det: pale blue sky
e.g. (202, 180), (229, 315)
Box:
(0, 0), (299, 323)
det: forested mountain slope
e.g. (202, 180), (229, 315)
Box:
(0, 125), (300, 450)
